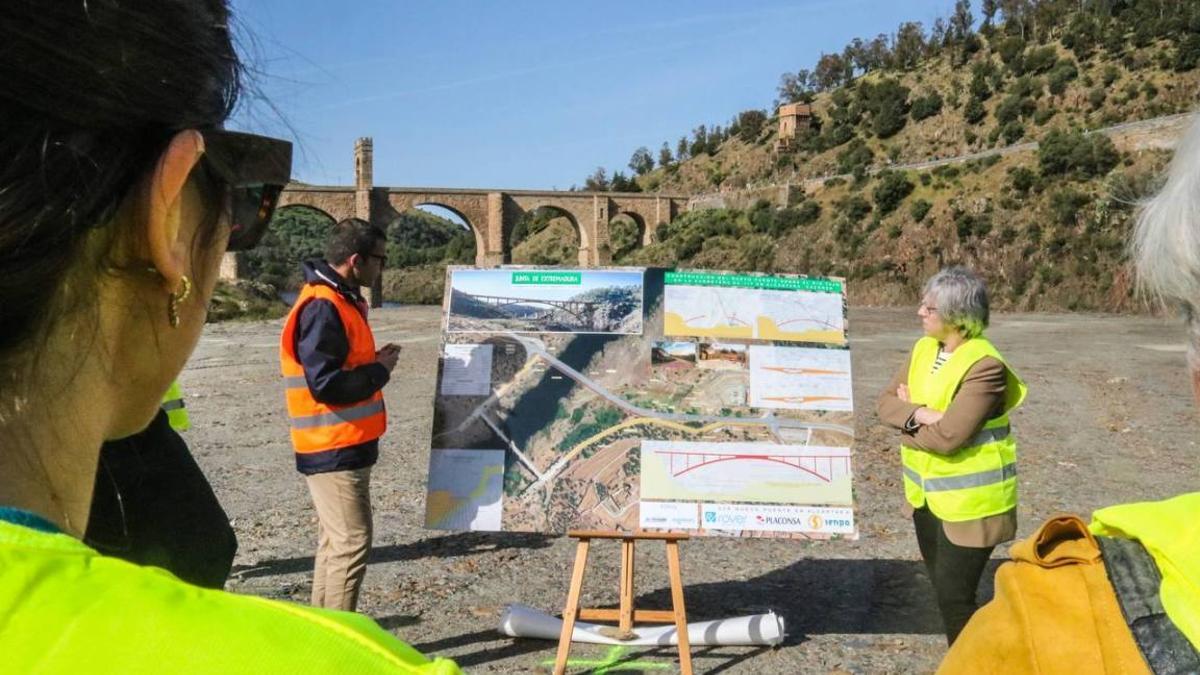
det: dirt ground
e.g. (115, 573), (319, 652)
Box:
(184, 306), (1200, 674)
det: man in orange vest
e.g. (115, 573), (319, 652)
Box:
(279, 217), (399, 611)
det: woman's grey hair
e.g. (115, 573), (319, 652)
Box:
(1132, 113), (1200, 309)
(1132, 112), (1200, 369)
(923, 266), (989, 339)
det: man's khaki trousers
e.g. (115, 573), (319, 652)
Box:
(305, 466), (372, 611)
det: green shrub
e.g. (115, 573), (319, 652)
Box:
(858, 78), (911, 139)
(910, 199), (933, 223)
(1047, 60), (1079, 95)
(1001, 122), (1025, 145)
(963, 96), (987, 124)
(873, 170), (915, 215)
(996, 36), (1026, 69)
(837, 138), (874, 176)
(1024, 46), (1058, 74)
(1038, 130), (1120, 179)
(1008, 166), (1036, 195)
(835, 195), (873, 222)
(910, 92), (944, 121)
(954, 210), (993, 239)
(1050, 188), (1091, 226)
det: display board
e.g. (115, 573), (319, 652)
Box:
(424, 266), (856, 538)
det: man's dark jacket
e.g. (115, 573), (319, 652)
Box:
(290, 259), (389, 475)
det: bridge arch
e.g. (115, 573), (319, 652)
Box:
(509, 205), (587, 266)
(384, 193), (488, 265)
(608, 212), (645, 261)
(383, 203), (477, 267)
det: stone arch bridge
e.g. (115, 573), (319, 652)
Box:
(272, 183), (686, 268)
(222, 138), (689, 305)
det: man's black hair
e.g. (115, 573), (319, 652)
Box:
(325, 218), (385, 265)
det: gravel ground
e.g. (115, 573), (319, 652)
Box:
(182, 306), (1200, 674)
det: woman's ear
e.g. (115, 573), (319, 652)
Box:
(143, 130), (206, 292)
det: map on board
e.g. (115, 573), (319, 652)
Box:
(424, 266), (857, 539)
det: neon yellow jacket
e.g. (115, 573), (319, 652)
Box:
(161, 380), (190, 432)
(0, 519), (461, 674)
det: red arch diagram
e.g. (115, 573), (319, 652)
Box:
(662, 450), (849, 482)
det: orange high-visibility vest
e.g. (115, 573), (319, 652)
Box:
(279, 283), (386, 455)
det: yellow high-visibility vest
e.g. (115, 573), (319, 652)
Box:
(1091, 492), (1200, 653)
(901, 336), (1027, 522)
(161, 381), (190, 432)
(0, 518), (462, 674)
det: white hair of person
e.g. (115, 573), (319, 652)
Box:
(1132, 112), (1200, 309)
(923, 266), (990, 339)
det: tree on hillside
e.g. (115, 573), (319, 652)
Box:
(690, 125), (709, 157)
(658, 142), (673, 168)
(1000, 0), (1031, 40)
(982, 0), (998, 29)
(859, 78), (911, 138)
(866, 34), (892, 71)
(628, 147), (654, 176)
(894, 22), (926, 70)
(930, 18), (950, 51)
(676, 137), (689, 162)
(584, 167), (609, 192)
(873, 170), (915, 214)
(814, 52), (851, 90)
(777, 69), (815, 104)
(950, 0), (975, 43)
(736, 109), (768, 142)
(610, 171), (641, 193)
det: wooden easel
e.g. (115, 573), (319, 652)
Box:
(553, 530), (692, 675)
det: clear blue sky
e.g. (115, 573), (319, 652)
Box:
(230, 0), (957, 191)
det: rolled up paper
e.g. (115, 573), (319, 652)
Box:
(498, 603), (785, 646)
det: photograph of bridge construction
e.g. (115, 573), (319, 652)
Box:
(445, 268), (643, 334)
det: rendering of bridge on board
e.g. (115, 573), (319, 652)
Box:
(221, 137), (689, 305)
(470, 295), (598, 322)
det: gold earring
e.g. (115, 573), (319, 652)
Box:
(167, 275), (193, 328)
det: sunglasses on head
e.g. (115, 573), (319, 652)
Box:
(199, 129), (293, 251)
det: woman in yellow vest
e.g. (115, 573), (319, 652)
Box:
(877, 266), (1027, 644)
(937, 112), (1200, 674)
(0, 2), (457, 672)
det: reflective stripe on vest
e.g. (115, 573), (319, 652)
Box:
(900, 336), (1027, 522)
(279, 282), (386, 454)
(1090, 492), (1200, 654)
(290, 399), (386, 429)
(903, 460), (1017, 492)
(161, 381), (190, 432)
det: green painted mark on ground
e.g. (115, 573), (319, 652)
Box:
(542, 645), (671, 673)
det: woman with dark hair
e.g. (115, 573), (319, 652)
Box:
(0, 1), (458, 671)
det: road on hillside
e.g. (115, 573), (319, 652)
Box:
(185, 306), (1200, 673)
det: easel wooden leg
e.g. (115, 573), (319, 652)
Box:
(618, 538), (635, 638)
(666, 540), (693, 675)
(556, 531), (691, 675)
(553, 538), (591, 675)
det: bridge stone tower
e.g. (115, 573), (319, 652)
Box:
(354, 138), (384, 307)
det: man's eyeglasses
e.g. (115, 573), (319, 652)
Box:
(365, 252), (387, 265)
(199, 129), (293, 251)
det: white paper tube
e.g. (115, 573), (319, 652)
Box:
(497, 603), (785, 647)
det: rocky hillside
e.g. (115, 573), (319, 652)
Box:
(596, 1), (1200, 311)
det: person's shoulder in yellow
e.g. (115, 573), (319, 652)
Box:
(0, 520), (461, 674)
(937, 493), (1200, 674)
